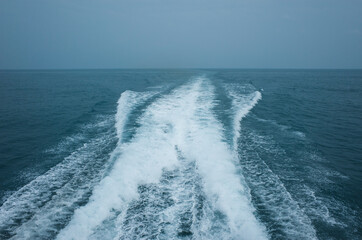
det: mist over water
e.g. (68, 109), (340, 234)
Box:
(0, 70), (361, 239)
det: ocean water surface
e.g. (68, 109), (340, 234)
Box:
(0, 69), (361, 239)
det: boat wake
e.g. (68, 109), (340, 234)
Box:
(0, 75), (351, 240)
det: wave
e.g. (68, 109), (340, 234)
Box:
(115, 90), (157, 142)
(223, 83), (262, 150)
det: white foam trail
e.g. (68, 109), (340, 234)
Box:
(118, 78), (268, 239)
(56, 82), (197, 240)
(176, 80), (267, 239)
(226, 86), (318, 239)
(57, 77), (268, 240)
(227, 88), (262, 150)
(115, 90), (156, 141)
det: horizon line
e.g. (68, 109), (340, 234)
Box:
(1, 67), (362, 71)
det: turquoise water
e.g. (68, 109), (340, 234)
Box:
(0, 70), (361, 239)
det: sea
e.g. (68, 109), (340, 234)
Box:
(0, 69), (361, 240)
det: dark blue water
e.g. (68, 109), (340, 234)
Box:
(0, 69), (361, 239)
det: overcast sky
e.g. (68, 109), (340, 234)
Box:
(0, 0), (362, 69)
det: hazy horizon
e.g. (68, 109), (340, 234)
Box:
(1, 67), (362, 71)
(0, 67), (362, 71)
(1, 0), (362, 69)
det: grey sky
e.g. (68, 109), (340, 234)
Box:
(0, 0), (362, 69)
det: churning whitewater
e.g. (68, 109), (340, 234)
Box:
(56, 77), (267, 239)
(0, 76), (269, 239)
(3, 73), (356, 240)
